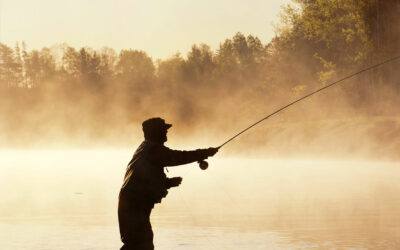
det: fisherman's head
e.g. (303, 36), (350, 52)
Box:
(142, 117), (172, 143)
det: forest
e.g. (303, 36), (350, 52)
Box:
(1, 0), (399, 158)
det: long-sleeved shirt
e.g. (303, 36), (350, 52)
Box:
(120, 140), (209, 204)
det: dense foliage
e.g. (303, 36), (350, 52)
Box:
(0, 0), (399, 147)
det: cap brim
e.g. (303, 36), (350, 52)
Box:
(165, 123), (172, 129)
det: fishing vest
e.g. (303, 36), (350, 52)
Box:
(121, 141), (168, 204)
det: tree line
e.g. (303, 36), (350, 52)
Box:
(1, 0), (399, 146)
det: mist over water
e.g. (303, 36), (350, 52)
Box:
(0, 150), (399, 249)
(0, 1), (399, 161)
(0, 1), (399, 249)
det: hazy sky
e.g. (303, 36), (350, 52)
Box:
(0, 0), (291, 59)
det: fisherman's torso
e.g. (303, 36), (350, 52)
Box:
(121, 141), (168, 204)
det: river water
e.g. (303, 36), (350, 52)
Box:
(0, 149), (399, 249)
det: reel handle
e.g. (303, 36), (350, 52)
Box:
(198, 160), (209, 170)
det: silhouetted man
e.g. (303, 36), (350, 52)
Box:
(118, 117), (218, 250)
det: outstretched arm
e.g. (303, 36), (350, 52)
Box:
(149, 144), (218, 167)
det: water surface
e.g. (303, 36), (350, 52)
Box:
(0, 150), (399, 249)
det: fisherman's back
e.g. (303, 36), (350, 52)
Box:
(121, 141), (168, 204)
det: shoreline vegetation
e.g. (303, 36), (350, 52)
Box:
(1, 0), (399, 159)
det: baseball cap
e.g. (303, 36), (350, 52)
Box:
(142, 117), (172, 132)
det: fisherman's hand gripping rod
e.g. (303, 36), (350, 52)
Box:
(198, 55), (400, 170)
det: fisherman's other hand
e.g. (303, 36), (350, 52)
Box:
(167, 177), (182, 188)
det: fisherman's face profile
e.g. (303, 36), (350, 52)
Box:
(161, 128), (168, 143)
(142, 117), (172, 144)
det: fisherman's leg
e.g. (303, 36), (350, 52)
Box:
(142, 203), (154, 249)
(118, 192), (154, 250)
(119, 205), (154, 250)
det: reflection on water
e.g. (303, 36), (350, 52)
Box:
(0, 150), (399, 249)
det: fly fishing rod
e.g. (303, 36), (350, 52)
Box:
(198, 55), (400, 170)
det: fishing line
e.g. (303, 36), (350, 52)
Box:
(198, 55), (400, 169)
